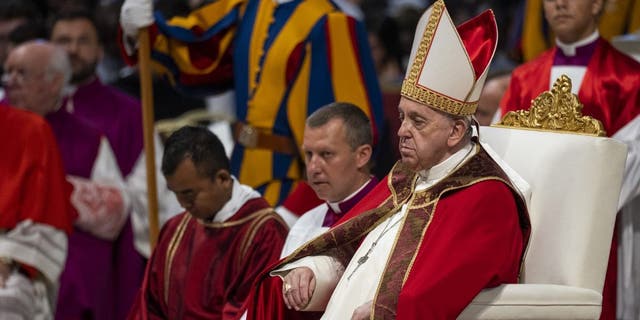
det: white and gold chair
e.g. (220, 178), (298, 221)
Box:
(458, 75), (627, 319)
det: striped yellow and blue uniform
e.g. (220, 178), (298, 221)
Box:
(145, 0), (384, 206)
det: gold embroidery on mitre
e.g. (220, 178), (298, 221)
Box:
(496, 75), (606, 136)
(400, 0), (478, 116)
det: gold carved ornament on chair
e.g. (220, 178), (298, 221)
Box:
(494, 75), (607, 137)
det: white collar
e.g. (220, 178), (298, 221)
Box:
(416, 142), (475, 189)
(327, 177), (373, 213)
(276, 0), (295, 4)
(211, 176), (261, 223)
(556, 31), (599, 56)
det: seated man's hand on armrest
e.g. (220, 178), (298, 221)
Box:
(282, 267), (315, 311)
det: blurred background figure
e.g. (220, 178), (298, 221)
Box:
(4, 38), (130, 320)
(0, 104), (74, 320)
(49, 7), (181, 319)
(367, 16), (404, 91)
(0, 0), (45, 99)
(512, 0), (640, 62)
(0, 42), (75, 317)
(476, 73), (510, 126)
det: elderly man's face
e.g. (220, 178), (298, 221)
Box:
(3, 45), (62, 116)
(303, 118), (371, 203)
(397, 97), (456, 171)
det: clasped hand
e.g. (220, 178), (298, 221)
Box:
(282, 267), (315, 310)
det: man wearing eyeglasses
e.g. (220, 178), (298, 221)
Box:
(2, 40), (138, 320)
(0, 42), (75, 320)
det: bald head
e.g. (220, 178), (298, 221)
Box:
(3, 40), (71, 115)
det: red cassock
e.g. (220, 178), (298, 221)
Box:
(500, 38), (640, 320)
(248, 148), (531, 319)
(127, 197), (288, 319)
(0, 105), (73, 232)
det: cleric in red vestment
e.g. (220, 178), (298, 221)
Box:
(247, 1), (532, 319)
(0, 103), (75, 319)
(127, 126), (288, 319)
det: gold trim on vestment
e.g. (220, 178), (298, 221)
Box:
(388, 161), (419, 207)
(196, 208), (273, 228)
(271, 146), (530, 318)
(162, 207), (281, 304)
(495, 75), (606, 136)
(371, 145), (530, 318)
(235, 209), (284, 270)
(400, 0), (478, 116)
(164, 214), (192, 304)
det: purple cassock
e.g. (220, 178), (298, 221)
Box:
(56, 77), (146, 320)
(553, 39), (598, 66)
(46, 108), (119, 319)
(322, 177), (379, 227)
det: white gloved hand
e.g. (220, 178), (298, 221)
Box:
(120, 0), (154, 38)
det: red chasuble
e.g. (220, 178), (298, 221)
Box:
(501, 38), (640, 320)
(0, 105), (74, 234)
(501, 38), (640, 136)
(128, 197), (287, 319)
(0, 105), (75, 278)
(249, 146), (531, 319)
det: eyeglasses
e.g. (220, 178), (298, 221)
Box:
(1, 68), (46, 85)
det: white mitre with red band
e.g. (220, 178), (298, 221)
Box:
(400, 0), (498, 116)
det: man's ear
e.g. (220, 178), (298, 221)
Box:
(215, 169), (232, 185)
(448, 119), (468, 147)
(592, 0), (605, 16)
(355, 144), (373, 170)
(51, 73), (66, 97)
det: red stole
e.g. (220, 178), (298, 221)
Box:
(128, 197), (287, 320)
(501, 38), (640, 136)
(249, 146), (530, 319)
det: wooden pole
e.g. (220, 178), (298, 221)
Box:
(137, 28), (160, 249)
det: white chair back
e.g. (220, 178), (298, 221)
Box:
(459, 75), (628, 320)
(480, 127), (626, 292)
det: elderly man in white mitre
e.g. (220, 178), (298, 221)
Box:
(245, 1), (533, 319)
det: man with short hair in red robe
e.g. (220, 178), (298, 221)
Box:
(0, 103), (75, 319)
(128, 126), (288, 319)
(500, 1), (640, 318)
(248, 1), (531, 319)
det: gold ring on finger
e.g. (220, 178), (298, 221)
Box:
(283, 282), (292, 293)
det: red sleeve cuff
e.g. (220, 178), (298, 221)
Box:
(17, 263), (39, 279)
